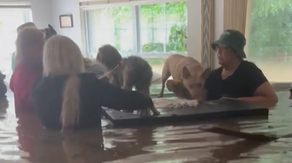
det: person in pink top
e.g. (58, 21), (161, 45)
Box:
(10, 27), (44, 117)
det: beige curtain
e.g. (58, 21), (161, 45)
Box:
(223, 0), (248, 35)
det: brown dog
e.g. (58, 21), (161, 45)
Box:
(158, 54), (211, 101)
(97, 44), (160, 116)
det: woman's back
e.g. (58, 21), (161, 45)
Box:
(31, 73), (153, 130)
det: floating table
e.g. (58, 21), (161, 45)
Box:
(102, 99), (269, 127)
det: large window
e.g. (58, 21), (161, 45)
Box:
(248, 0), (292, 82)
(83, 0), (187, 94)
(86, 6), (134, 55)
(0, 8), (32, 83)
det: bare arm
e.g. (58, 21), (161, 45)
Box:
(223, 63), (278, 108)
(236, 82), (278, 107)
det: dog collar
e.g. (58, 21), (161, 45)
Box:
(173, 79), (182, 83)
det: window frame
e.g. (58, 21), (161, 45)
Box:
(81, 0), (187, 58)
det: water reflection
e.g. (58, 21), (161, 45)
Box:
(0, 91), (292, 162)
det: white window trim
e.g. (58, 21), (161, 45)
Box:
(0, 0), (30, 8)
(80, 0), (185, 10)
(82, 0), (187, 58)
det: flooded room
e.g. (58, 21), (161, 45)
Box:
(0, 0), (291, 162)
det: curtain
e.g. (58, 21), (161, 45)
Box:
(223, 0), (248, 35)
(201, 0), (215, 69)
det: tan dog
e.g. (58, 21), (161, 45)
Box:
(158, 54), (211, 101)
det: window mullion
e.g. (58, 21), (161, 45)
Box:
(132, 5), (141, 54)
(164, 3), (167, 53)
(84, 11), (91, 57)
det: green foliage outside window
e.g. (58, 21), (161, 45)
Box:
(249, 0), (292, 60)
(103, 1), (187, 53)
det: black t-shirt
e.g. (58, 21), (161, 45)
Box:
(204, 61), (268, 100)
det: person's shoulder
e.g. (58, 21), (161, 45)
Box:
(241, 60), (258, 68)
(240, 60), (261, 71)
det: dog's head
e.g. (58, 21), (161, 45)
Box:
(40, 24), (57, 41)
(96, 44), (122, 70)
(182, 67), (210, 99)
(166, 80), (192, 99)
(168, 67), (211, 99)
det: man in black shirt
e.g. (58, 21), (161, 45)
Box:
(204, 29), (278, 107)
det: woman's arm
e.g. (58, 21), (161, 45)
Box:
(237, 82), (278, 107)
(93, 77), (154, 111)
(235, 63), (278, 107)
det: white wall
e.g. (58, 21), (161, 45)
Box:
(51, 0), (83, 50)
(30, 0), (53, 29)
(186, 0), (201, 61)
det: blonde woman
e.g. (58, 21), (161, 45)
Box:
(30, 35), (155, 131)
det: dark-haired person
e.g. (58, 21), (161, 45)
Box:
(204, 29), (278, 107)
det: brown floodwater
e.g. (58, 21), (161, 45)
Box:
(0, 91), (292, 163)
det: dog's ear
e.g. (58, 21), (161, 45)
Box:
(182, 66), (191, 79)
(48, 24), (57, 35)
(166, 80), (176, 92)
(200, 68), (211, 79)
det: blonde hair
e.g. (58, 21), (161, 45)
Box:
(15, 27), (44, 62)
(17, 22), (37, 33)
(43, 35), (85, 132)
